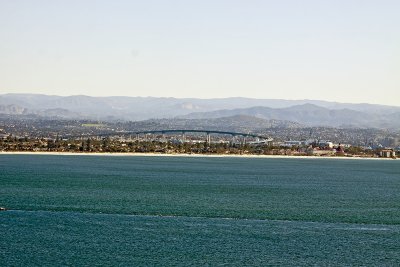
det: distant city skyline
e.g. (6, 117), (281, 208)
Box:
(1, 0), (399, 106)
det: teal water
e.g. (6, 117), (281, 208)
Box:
(1, 155), (400, 266)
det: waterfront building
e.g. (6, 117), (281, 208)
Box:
(379, 149), (396, 158)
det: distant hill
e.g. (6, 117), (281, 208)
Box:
(0, 104), (28, 115)
(0, 94), (399, 129)
(180, 104), (400, 129)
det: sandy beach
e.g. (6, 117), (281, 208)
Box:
(0, 151), (395, 160)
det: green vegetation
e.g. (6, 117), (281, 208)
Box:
(0, 135), (385, 158)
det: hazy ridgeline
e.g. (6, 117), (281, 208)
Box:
(1, 94), (400, 129)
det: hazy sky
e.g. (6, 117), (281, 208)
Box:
(0, 0), (399, 105)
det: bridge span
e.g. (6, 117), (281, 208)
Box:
(71, 129), (273, 143)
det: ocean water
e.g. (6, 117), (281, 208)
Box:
(1, 155), (399, 266)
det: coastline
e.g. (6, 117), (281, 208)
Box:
(0, 151), (395, 160)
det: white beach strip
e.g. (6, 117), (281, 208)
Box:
(0, 151), (396, 160)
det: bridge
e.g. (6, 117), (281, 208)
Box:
(70, 129), (273, 144)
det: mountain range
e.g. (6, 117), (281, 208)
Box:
(180, 104), (400, 129)
(1, 94), (399, 129)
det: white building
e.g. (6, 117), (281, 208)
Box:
(379, 150), (396, 158)
(282, 141), (302, 147)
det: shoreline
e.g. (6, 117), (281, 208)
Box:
(0, 151), (395, 160)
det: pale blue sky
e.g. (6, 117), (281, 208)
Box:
(0, 0), (399, 105)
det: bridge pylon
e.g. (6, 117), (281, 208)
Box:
(206, 133), (211, 144)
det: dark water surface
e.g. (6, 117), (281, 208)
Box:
(1, 155), (399, 266)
